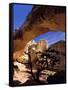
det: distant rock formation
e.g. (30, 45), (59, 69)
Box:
(13, 40), (66, 86)
(49, 40), (66, 71)
(36, 39), (48, 53)
(13, 39), (48, 63)
(24, 40), (37, 53)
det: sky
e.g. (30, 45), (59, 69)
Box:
(34, 31), (65, 47)
(13, 4), (33, 30)
(13, 4), (65, 46)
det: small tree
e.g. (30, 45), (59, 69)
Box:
(24, 47), (61, 83)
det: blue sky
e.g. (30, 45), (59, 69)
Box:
(34, 31), (65, 47)
(13, 4), (33, 30)
(13, 4), (65, 46)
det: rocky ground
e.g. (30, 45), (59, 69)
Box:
(13, 61), (56, 86)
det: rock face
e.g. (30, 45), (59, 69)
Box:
(13, 5), (66, 52)
(22, 5), (66, 32)
(36, 39), (48, 52)
(12, 5), (66, 86)
(13, 61), (56, 85)
(13, 40), (66, 86)
(13, 62), (31, 84)
(13, 39), (48, 63)
(24, 40), (36, 53)
(49, 40), (66, 71)
(13, 40), (36, 62)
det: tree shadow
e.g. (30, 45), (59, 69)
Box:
(11, 80), (22, 86)
(12, 75), (47, 86)
(47, 70), (66, 84)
